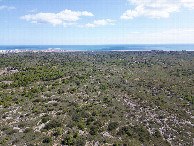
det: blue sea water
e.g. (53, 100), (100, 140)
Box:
(0, 44), (194, 51)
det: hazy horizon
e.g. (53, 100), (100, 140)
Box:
(1, 44), (194, 51)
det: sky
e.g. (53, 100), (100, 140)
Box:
(0, 0), (194, 45)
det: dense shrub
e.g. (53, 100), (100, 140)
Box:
(61, 134), (75, 145)
(89, 126), (98, 135)
(108, 122), (119, 131)
(23, 128), (33, 133)
(42, 136), (52, 143)
(153, 129), (162, 138)
(44, 119), (62, 130)
(41, 115), (50, 123)
(117, 126), (132, 136)
(53, 127), (63, 136)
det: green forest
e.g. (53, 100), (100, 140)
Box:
(0, 51), (193, 146)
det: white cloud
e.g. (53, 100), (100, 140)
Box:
(0, 5), (16, 10)
(21, 10), (115, 28)
(82, 11), (94, 16)
(181, 0), (194, 9)
(86, 23), (96, 28)
(94, 19), (115, 26)
(120, 10), (139, 19)
(63, 22), (75, 28)
(121, 0), (194, 19)
(0, 5), (6, 10)
(85, 19), (115, 28)
(21, 9), (94, 26)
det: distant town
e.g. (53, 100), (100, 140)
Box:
(0, 49), (82, 54)
(0, 49), (190, 54)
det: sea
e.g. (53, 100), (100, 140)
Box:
(0, 44), (194, 51)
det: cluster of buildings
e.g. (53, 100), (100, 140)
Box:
(0, 49), (69, 54)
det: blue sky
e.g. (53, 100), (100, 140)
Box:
(0, 0), (194, 45)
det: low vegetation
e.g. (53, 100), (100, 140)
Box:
(0, 51), (193, 145)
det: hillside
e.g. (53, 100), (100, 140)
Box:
(0, 51), (193, 146)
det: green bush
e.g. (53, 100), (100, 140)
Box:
(44, 119), (62, 130)
(108, 122), (119, 131)
(81, 110), (90, 118)
(6, 129), (18, 135)
(57, 88), (64, 94)
(89, 126), (98, 135)
(153, 129), (162, 138)
(23, 128), (33, 133)
(72, 113), (81, 122)
(53, 127), (63, 136)
(42, 136), (52, 143)
(134, 126), (151, 143)
(78, 123), (85, 130)
(61, 134), (75, 145)
(0, 137), (9, 144)
(117, 126), (132, 136)
(18, 122), (26, 128)
(76, 136), (86, 146)
(41, 115), (50, 123)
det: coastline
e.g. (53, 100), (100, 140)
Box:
(0, 49), (87, 54)
(0, 49), (194, 54)
(1, 44), (194, 54)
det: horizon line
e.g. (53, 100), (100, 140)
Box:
(0, 43), (194, 46)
